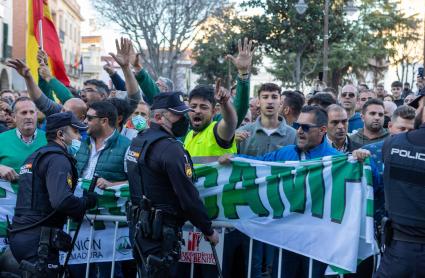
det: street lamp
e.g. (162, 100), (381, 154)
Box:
(295, 0), (357, 84)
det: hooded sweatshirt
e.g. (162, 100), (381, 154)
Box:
(349, 128), (389, 150)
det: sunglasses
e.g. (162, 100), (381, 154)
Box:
(341, 92), (356, 98)
(293, 122), (320, 132)
(86, 115), (103, 121)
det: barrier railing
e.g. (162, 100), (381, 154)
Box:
(71, 214), (367, 278)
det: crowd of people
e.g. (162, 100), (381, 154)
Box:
(0, 35), (425, 278)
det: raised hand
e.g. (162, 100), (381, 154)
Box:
(226, 37), (255, 75)
(129, 46), (142, 70)
(109, 37), (134, 68)
(6, 59), (31, 79)
(37, 48), (49, 65)
(103, 60), (116, 75)
(38, 63), (52, 82)
(215, 78), (231, 105)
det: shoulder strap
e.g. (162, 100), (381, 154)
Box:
(9, 148), (75, 234)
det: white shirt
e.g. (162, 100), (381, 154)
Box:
(82, 130), (116, 180)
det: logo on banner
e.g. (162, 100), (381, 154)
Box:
(116, 236), (132, 255)
(187, 232), (202, 251)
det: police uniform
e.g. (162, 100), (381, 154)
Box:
(375, 123), (425, 277)
(8, 112), (97, 277)
(126, 92), (214, 277)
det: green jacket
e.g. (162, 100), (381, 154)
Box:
(75, 131), (130, 182)
(136, 70), (250, 127)
(39, 77), (73, 103)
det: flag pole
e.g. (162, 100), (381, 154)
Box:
(38, 19), (44, 50)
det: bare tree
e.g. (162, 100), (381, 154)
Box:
(91, 0), (221, 83)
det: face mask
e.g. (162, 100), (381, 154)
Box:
(131, 115), (147, 131)
(167, 115), (189, 137)
(67, 139), (81, 156)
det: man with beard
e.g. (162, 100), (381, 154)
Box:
(219, 105), (371, 278)
(338, 85), (363, 133)
(183, 37), (256, 164)
(326, 104), (356, 153)
(350, 99), (389, 150)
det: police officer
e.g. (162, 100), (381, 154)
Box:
(8, 112), (97, 277)
(375, 101), (425, 277)
(126, 91), (219, 277)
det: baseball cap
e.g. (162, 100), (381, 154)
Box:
(46, 111), (87, 132)
(151, 91), (192, 114)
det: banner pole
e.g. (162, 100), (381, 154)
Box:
(38, 19), (44, 50)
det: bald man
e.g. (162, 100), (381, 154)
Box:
(338, 84), (364, 133)
(62, 98), (87, 121)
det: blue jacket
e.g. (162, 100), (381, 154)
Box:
(238, 137), (341, 162)
(348, 112), (364, 133)
(110, 72), (126, 91)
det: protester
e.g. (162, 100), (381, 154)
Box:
(184, 38), (254, 164)
(236, 83), (296, 277)
(338, 84), (363, 133)
(326, 104), (356, 152)
(0, 99), (12, 132)
(403, 93), (415, 105)
(401, 82), (412, 99)
(249, 97), (260, 122)
(307, 92), (336, 109)
(280, 90), (305, 126)
(383, 95), (394, 102)
(240, 109), (252, 126)
(0, 93), (47, 183)
(219, 105), (369, 278)
(391, 81), (404, 106)
(363, 105), (415, 221)
(383, 100), (397, 118)
(374, 83), (386, 100)
(349, 99), (389, 149)
(357, 89), (375, 113)
(80, 79), (110, 104)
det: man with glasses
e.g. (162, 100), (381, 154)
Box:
(70, 101), (131, 277)
(326, 104), (356, 153)
(350, 99), (389, 150)
(220, 105), (369, 278)
(338, 84), (363, 133)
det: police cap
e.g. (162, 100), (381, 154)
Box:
(409, 88), (425, 109)
(151, 91), (193, 114)
(46, 111), (87, 132)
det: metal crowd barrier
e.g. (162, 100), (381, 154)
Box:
(74, 214), (355, 278)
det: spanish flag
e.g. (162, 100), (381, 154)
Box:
(26, 0), (70, 86)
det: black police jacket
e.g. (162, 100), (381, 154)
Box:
(12, 142), (86, 230)
(383, 128), (425, 231)
(125, 123), (213, 236)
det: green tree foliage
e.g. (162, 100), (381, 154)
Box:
(242, 0), (421, 89)
(191, 5), (262, 85)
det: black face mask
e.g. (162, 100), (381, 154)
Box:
(170, 115), (189, 137)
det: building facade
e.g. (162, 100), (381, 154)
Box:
(0, 0), (13, 90)
(12, 0), (83, 89)
(81, 35), (104, 83)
